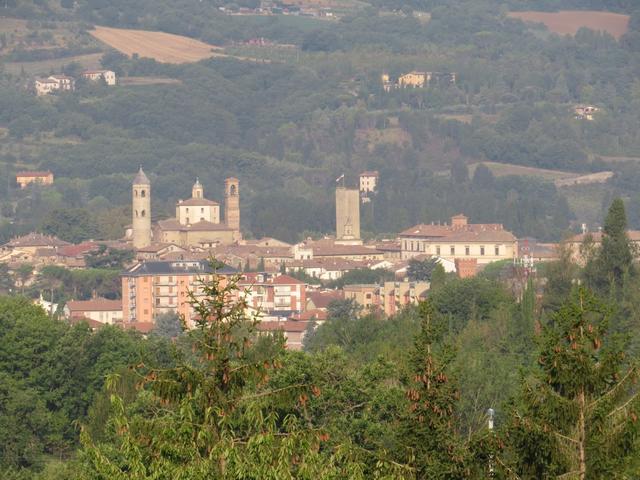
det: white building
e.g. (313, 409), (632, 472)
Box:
(81, 69), (117, 86)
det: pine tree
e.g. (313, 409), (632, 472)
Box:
(80, 262), (381, 479)
(402, 301), (468, 479)
(507, 288), (640, 479)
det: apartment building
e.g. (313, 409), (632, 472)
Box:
(122, 260), (237, 327)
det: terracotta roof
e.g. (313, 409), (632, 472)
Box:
(271, 274), (305, 285)
(66, 298), (122, 312)
(123, 322), (155, 334)
(257, 320), (309, 333)
(68, 317), (105, 329)
(16, 171), (52, 177)
(82, 69), (112, 75)
(307, 290), (343, 309)
(303, 239), (383, 257)
(58, 241), (99, 257)
(5, 233), (70, 248)
(36, 79), (59, 84)
(400, 222), (516, 242)
(293, 309), (328, 321)
(177, 197), (220, 206)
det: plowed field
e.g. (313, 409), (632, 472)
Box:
(90, 26), (224, 63)
(508, 10), (629, 39)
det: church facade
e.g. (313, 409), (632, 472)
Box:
(130, 169), (241, 249)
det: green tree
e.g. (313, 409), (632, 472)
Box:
(80, 264), (370, 478)
(401, 301), (468, 478)
(152, 311), (183, 338)
(407, 258), (439, 282)
(599, 198), (634, 289)
(506, 288), (640, 479)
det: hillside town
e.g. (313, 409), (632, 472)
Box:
(3, 167), (586, 349)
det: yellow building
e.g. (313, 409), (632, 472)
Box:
(16, 171), (54, 189)
(398, 71), (430, 88)
(156, 178), (241, 248)
(399, 214), (518, 265)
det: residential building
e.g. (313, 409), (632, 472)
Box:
(343, 284), (379, 313)
(399, 214), (518, 265)
(136, 243), (186, 261)
(34, 78), (61, 96)
(380, 280), (430, 316)
(574, 105), (599, 120)
(34, 75), (75, 95)
(16, 171), (54, 189)
(256, 320), (310, 350)
(359, 171), (379, 194)
(64, 297), (123, 325)
(81, 69), (117, 85)
(1, 233), (69, 261)
(121, 260), (237, 327)
(306, 289), (343, 311)
(238, 272), (306, 316)
(298, 238), (384, 262)
(565, 230), (640, 264)
(398, 71), (430, 88)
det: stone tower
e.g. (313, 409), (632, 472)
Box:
(132, 167), (151, 249)
(192, 178), (203, 199)
(225, 177), (240, 233)
(336, 186), (361, 245)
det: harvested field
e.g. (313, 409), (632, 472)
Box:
(554, 171), (613, 187)
(90, 26), (224, 63)
(469, 161), (613, 187)
(508, 10), (629, 39)
(469, 161), (576, 182)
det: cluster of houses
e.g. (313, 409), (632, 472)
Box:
(8, 168), (625, 350)
(220, 1), (336, 19)
(34, 69), (117, 96)
(381, 71), (457, 92)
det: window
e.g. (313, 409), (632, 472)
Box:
(186, 208), (189, 213)
(200, 217), (205, 222)
(135, 210), (138, 218)
(141, 190), (146, 197)
(411, 241), (414, 251)
(436, 246), (441, 255)
(134, 190), (138, 198)
(495, 245), (500, 256)
(450, 246), (455, 255)
(141, 210), (146, 217)
(465, 246), (470, 256)
(480, 246), (485, 256)
(366, 293), (372, 299)
(201, 207), (204, 213)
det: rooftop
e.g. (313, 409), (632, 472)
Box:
(158, 219), (234, 232)
(5, 233), (70, 248)
(16, 171), (53, 177)
(133, 167), (150, 186)
(123, 260), (237, 277)
(177, 198), (220, 207)
(66, 298), (122, 312)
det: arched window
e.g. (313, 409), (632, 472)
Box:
(141, 190), (146, 197)
(135, 210), (138, 218)
(134, 190), (138, 198)
(141, 210), (146, 217)
(230, 184), (237, 195)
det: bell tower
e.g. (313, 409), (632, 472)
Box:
(132, 167), (151, 248)
(192, 178), (203, 199)
(225, 177), (240, 233)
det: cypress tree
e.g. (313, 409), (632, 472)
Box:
(599, 198), (634, 288)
